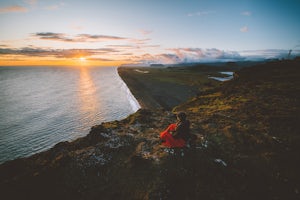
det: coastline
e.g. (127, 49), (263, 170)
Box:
(117, 67), (163, 110)
(117, 66), (220, 110)
(115, 67), (141, 112)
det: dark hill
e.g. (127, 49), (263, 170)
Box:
(0, 60), (299, 200)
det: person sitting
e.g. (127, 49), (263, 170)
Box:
(160, 112), (190, 148)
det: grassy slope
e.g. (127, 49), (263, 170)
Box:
(173, 60), (300, 199)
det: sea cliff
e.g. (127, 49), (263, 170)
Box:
(1, 59), (299, 200)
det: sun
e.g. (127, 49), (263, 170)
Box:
(79, 57), (86, 62)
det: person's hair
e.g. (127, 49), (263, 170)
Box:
(177, 112), (186, 121)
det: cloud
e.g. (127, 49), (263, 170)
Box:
(239, 49), (300, 60)
(241, 11), (251, 16)
(187, 10), (215, 17)
(0, 47), (119, 58)
(34, 32), (70, 41)
(88, 57), (125, 62)
(106, 42), (160, 51)
(134, 48), (245, 64)
(70, 25), (84, 31)
(143, 44), (161, 48)
(32, 32), (153, 47)
(130, 38), (151, 45)
(169, 48), (244, 63)
(77, 34), (127, 41)
(45, 5), (59, 10)
(3, 45), (295, 66)
(135, 48), (298, 65)
(24, 0), (37, 6)
(134, 53), (181, 65)
(106, 44), (137, 49)
(240, 26), (249, 32)
(0, 47), (48, 56)
(139, 29), (153, 35)
(0, 1), (38, 14)
(294, 44), (300, 49)
(44, 2), (65, 10)
(0, 5), (28, 13)
(32, 32), (128, 42)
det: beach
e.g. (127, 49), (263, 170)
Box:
(118, 65), (225, 110)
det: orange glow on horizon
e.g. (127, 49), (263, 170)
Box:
(0, 56), (131, 67)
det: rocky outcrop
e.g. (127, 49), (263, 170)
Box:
(1, 60), (299, 200)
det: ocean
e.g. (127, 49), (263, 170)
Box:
(0, 66), (140, 164)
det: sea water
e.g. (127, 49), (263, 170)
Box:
(0, 66), (140, 164)
(209, 71), (234, 81)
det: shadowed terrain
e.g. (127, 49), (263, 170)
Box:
(1, 59), (299, 200)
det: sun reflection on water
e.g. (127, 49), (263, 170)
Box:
(78, 67), (99, 125)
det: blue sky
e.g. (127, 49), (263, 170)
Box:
(0, 0), (300, 66)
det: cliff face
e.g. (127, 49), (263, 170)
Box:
(1, 60), (300, 200)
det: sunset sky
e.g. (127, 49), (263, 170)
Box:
(0, 0), (300, 66)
